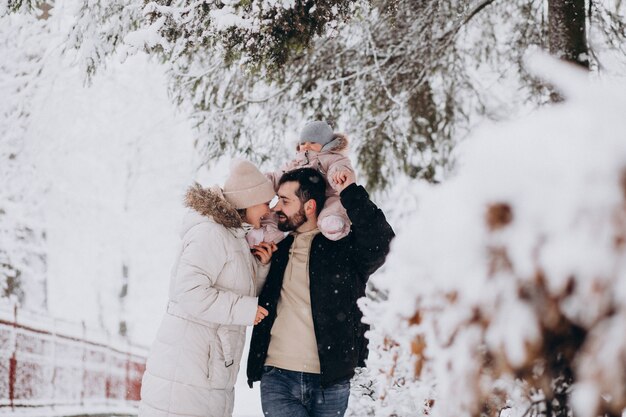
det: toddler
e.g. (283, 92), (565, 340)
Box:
(247, 120), (354, 246)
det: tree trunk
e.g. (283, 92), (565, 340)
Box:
(548, 0), (589, 69)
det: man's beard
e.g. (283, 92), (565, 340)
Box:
(276, 207), (307, 232)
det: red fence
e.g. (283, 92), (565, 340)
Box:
(0, 301), (147, 416)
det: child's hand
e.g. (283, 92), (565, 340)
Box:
(255, 306), (269, 325)
(252, 241), (278, 265)
(331, 170), (356, 192)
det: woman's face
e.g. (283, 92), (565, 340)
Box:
(243, 201), (271, 228)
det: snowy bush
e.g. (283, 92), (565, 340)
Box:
(367, 57), (626, 417)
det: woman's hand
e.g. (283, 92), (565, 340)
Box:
(252, 242), (278, 265)
(255, 306), (269, 325)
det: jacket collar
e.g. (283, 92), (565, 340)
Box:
(320, 133), (349, 153)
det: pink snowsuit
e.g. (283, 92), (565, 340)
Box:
(246, 134), (354, 246)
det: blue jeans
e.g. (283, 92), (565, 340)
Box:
(260, 366), (350, 417)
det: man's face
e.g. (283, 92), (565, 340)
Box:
(273, 181), (307, 232)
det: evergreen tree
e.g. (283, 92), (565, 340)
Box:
(61, 0), (624, 189)
(5, 1), (626, 189)
(0, 2), (51, 310)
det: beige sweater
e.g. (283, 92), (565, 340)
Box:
(265, 228), (321, 373)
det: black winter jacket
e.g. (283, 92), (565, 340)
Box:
(247, 184), (395, 388)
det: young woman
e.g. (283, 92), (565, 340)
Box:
(139, 160), (277, 417)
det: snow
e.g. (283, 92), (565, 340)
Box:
(209, 7), (256, 31)
(28, 53), (195, 344)
(0, 41), (265, 414)
(3, 1), (626, 416)
(123, 16), (166, 51)
(364, 55), (626, 417)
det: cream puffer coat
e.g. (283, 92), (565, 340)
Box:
(139, 185), (270, 417)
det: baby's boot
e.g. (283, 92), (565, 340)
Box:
(320, 215), (347, 241)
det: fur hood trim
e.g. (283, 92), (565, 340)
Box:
(184, 184), (243, 229)
(321, 133), (349, 154)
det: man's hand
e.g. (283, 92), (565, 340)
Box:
(252, 242), (278, 265)
(331, 169), (356, 192)
(255, 306), (269, 325)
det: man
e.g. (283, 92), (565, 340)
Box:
(247, 167), (395, 417)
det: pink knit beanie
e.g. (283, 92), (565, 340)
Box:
(223, 159), (275, 209)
